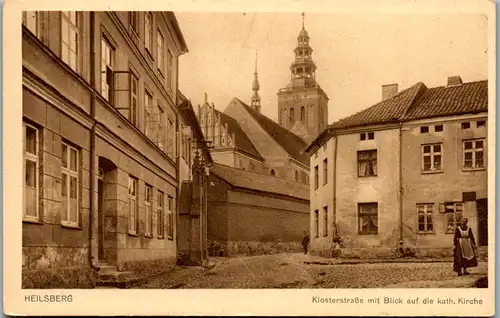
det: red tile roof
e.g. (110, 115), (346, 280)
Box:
(210, 163), (309, 200)
(213, 108), (265, 161)
(234, 98), (310, 165)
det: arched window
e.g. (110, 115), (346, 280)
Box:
(283, 109), (288, 124)
(300, 107), (305, 122)
(290, 108), (295, 123)
(270, 169), (276, 176)
(295, 170), (299, 182)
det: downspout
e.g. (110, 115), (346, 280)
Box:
(398, 122), (404, 244)
(332, 132), (338, 239)
(89, 11), (99, 271)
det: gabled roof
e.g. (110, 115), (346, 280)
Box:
(213, 108), (264, 161)
(402, 80), (488, 120)
(306, 79), (488, 153)
(210, 163), (309, 201)
(330, 82), (427, 129)
(233, 98), (309, 165)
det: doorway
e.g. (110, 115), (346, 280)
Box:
(476, 198), (488, 246)
(97, 178), (104, 260)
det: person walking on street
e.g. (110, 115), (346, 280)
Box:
(302, 231), (310, 255)
(453, 218), (478, 276)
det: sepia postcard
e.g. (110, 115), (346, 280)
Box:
(3, 0), (496, 316)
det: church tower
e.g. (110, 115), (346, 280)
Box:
(277, 13), (329, 144)
(250, 51), (261, 113)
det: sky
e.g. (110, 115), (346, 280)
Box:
(175, 12), (488, 123)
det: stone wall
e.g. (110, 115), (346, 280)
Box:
(208, 240), (302, 257)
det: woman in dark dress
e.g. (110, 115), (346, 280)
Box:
(453, 218), (478, 276)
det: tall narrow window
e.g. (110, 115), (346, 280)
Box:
(270, 169), (276, 177)
(23, 123), (39, 220)
(157, 191), (164, 238)
(290, 108), (295, 123)
(422, 143), (442, 172)
(61, 11), (78, 72)
(22, 11), (39, 36)
(463, 139), (485, 170)
(167, 196), (174, 239)
(358, 203), (378, 235)
(128, 176), (138, 234)
(61, 142), (79, 226)
(417, 203), (434, 233)
(167, 50), (174, 92)
(129, 72), (138, 126)
(129, 12), (139, 35)
(300, 107), (305, 122)
(167, 117), (174, 158)
(145, 185), (153, 236)
(144, 12), (153, 55)
(323, 158), (328, 185)
(357, 150), (377, 177)
(314, 210), (319, 238)
(144, 91), (153, 137)
(157, 106), (165, 151)
(157, 30), (164, 75)
(314, 165), (319, 190)
(295, 170), (299, 182)
(323, 206), (328, 237)
(100, 37), (114, 102)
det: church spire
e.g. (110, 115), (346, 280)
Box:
(288, 12), (317, 88)
(251, 50), (261, 113)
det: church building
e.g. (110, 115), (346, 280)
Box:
(196, 15), (327, 256)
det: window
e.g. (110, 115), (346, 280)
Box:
(323, 206), (328, 237)
(463, 139), (485, 169)
(435, 124), (443, 132)
(323, 142), (327, 151)
(61, 142), (79, 226)
(300, 107), (305, 122)
(61, 12), (78, 72)
(157, 191), (164, 238)
(417, 204), (434, 233)
(314, 165), (319, 190)
(360, 133), (366, 141)
(420, 126), (429, 134)
(323, 158), (328, 185)
(301, 171), (307, 184)
(100, 37), (114, 102)
(290, 108), (295, 123)
(144, 91), (153, 137)
(145, 185), (153, 236)
(129, 12), (139, 35)
(144, 12), (153, 55)
(167, 50), (174, 92)
(357, 150), (377, 177)
(367, 132), (375, 140)
(422, 143), (442, 172)
(249, 161), (255, 171)
(461, 122), (471, 130)
(167, 196), (174, 239)
(358, 203), (378, 235)
(314, 210), (319, 238)
(295, 170), (299, 182)
(128, 176), (138, 234)
(270, 169), (276, 177)
(23, 123), (39, 220)
(444, 202), (463, 233)
(157, 106), (165, 151)
(129, 72), (139, 126)
(22, 11), (39, 36)
(167, 117), (175, 158)
(157, 30), (164, 75)
(477, 120), (486, 128)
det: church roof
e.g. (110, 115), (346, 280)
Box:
(214, 108), (265, 161)
(234, 98), (310, 165)
(210, 163), (309, 201)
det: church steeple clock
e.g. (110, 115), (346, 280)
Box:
(277, 13), (329, 144)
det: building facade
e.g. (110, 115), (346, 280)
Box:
(306, 77), (488, 259)
(21, 11), (208, 288)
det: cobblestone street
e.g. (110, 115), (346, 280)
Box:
(136, 253), (488, 289)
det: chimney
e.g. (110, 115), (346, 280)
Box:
(382, 83), (398, 101)
(447, 76), (463, 86)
